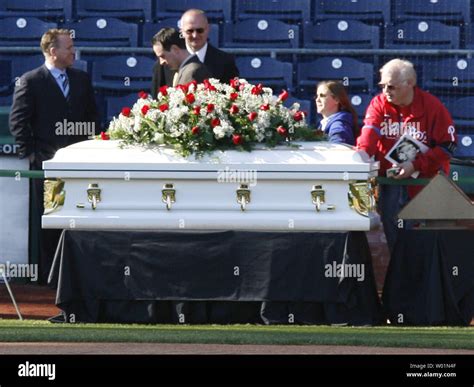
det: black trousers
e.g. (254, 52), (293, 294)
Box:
(30, 157), (62, 284)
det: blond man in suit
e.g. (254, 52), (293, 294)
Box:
(9, 29), (100, 283)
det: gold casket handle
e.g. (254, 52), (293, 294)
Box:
(236, 184), (251, 212)
(311, 185), (335, 212)
(87, 183), (101, 210)
(162, 183), (176, 211)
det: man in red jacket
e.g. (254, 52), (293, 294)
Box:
(357, 58), (457, 252)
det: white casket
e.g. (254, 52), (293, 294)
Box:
(42, 140), (380, 231)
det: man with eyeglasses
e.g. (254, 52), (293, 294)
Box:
(357, 58), (456, 252)
(151, 9), (239, 97)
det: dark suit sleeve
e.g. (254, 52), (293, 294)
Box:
(204, 46), (239, 84)
(9, 74), (34, 159)
(151, 61), (162, 98)
(151, 61), (176, 97)
(224, 53), (239, 81)
(192, 65), (213, 84)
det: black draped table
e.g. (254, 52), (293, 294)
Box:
(48, 230), (383, 325)
(383, 230), (474, 326)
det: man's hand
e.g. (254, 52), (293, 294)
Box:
(393, 161), (415, 179)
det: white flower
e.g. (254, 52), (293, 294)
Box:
(213, 125), (226, 139)
(104, 79), (321, 156)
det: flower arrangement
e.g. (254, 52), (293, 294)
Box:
(104, 78), (324, 157)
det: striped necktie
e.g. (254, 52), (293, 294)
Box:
(60, 73), (69, 98)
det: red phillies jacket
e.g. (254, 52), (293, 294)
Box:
(357, 87), (456, 196)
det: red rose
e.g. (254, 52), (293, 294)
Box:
(278, 90), (289, 102)
(193, 105), (201, 115)
(159, 85), (168, 96)
(229, 92), (238, 101)
(138, 91), (148, 99)
(185, 93), (195, 104)
(229, 104), (239, 114)
(100, 131), (110, 140)
(248, 112), (258, 121)
(211, 118), (221, 127)
(207, 104), (215, 113)
(187, 80), (198, 89)
(260, 104), (270, 111)
(293, 111), (304, 121)
(230, 78), (240, 89)
(159, 104), (169, 112)
(191, 126), (200, 135)
(203, 79), (216, 91)
(232, 134), (243, 145)
(141, 105), (150, 115)
(121, 107), (131, 117)
(251, 83), (263, 95)
(176, 84), (189, 93)
(277, 126), (288, 136)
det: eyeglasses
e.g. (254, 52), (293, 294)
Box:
(378, 83), (399, 91)
(184, 28), (206, 35)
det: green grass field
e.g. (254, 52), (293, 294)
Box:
(0, 320), (472, 349)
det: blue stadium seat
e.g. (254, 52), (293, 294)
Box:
(0, 17), (57, 46)
(454, 134), (474, 158)
(462, 24), (474, 49)
(64, 18), (138, 47)
(297, 57), (374, 97)
(142, 18), (219, 47)
(153, 0), (231, 23)
(11, 54), (44, 79)
(92, 55), (155, 92)
(384, 21), (460, 49)
(235, 0), (311, 24)
(314, 0), (390, 25)
(422, 58), (474, 96)
(9, 55), (88, 79)
(105, 93), (141, 122)
(304, 19), (380, 48)
(236, 56), (293, 93)
(349, 93), (373, 121)
(0, 59), (13, 94)
(74, 0), (152, 22)
(284, 96), (313, 126)
(223, 19), (299, 48)
(393, 0), (470, 25)
(445, 97), (474, 133)
(0, 0), (72, 21)
(0, 93), (12, 106)
(72, 59), (88, 72)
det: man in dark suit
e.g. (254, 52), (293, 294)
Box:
(151, 9), (239, 96)
(9, 29), (100, 283)
(152, 28), (212, 86)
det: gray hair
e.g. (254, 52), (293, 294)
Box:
(380, 58), (417, 85)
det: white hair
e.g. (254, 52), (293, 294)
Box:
(380, 58), (417, 85)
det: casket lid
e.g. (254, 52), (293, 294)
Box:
(43, 140), (378, 174)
